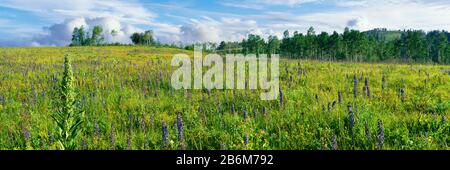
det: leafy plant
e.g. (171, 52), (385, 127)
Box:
(51, 55), (84, 150)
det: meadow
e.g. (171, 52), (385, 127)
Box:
(0, 46), (449, 150)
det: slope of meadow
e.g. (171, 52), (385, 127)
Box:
(0, 46), (449, 150)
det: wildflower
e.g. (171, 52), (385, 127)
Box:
(244, 134), (248, 145)
(162, 121), (169, 149)
(365, 121), (371, 144)
(442, 115), (446, 125)
(39, 137), (46, 149)
(244, 110), (248, 120)
(128, 112), (134, 125)
(377, 120), (384, 150)
(81, 138), (88, 150)
(327, 103), (331, 113)
(353, 74), (358, 98)
(94, 118), (100, 137)
(347, 103), (353, 113)
(110, 124), (116, 150)
(348, 111), (355, 132)
(263, 106), (267, 117)
(400, 88), (405, 101)
(177, 114), (184, 143)
(127, 129), (132, 150)
(338, 92), (342, 104)
(382, 75), (386, 90)
(139, 114), (146, 132)
(22, 127), (31, 142)
(331, 133), (338, 150)
(279, 88), (285, 107)
(48, 129), (55, 144)
(253, 109), (257, 118)
(331, 101), (337, 109)
(231, 104), (235, 115)
(0, 95), (6, 106)
(220, 143), (226, 150)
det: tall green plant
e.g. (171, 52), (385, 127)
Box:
(52, 55), (84, 150)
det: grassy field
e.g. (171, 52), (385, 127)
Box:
(0, 46), (449, 150)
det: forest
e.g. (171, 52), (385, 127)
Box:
(70, 26), (450, 64)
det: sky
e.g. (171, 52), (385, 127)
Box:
(0, 0), (449, 46)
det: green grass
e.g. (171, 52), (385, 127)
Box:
(0, 46), (449, 150)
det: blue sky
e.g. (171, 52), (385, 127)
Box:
(0, 0), (449, 46)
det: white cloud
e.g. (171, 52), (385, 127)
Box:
(261, 0), (319, 6)
(221, 0), (318, 9)
(250, 0), (450, 35)
(178, 17), (269, 44)
(0, 0), (155, 22)
(31, 17), (143, 46)
(32, 18), (86, 46)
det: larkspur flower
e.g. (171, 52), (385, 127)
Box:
(127, 129), (132, 150)
(353, 74), (358, 98)
(110, 124), (116, 150)
(331, 133), (338, 150)
(231, 104), (235, 115)
(400, 88), (405, 102)
(365, 121), (371, 144)
(162, 121), (169, 149)
(263, 106), (267, 117)
(244, 134), (248, 145)
(22, 127), (31, 142)
(377, 120), (384, 150)
(177, 114), (184, 143)
(338, 92), (342, 104)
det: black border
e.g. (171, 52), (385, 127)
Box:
(1, 150), (449, 169)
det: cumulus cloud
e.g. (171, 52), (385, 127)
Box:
(179, 17), (269, 44)
(346, 16), (371, 30)
(31, 17), (142, 46)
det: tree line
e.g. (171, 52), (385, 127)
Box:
(70, 25), (173, 47)
(70, 25), (450, 64)
(216, 27), (450, 64)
